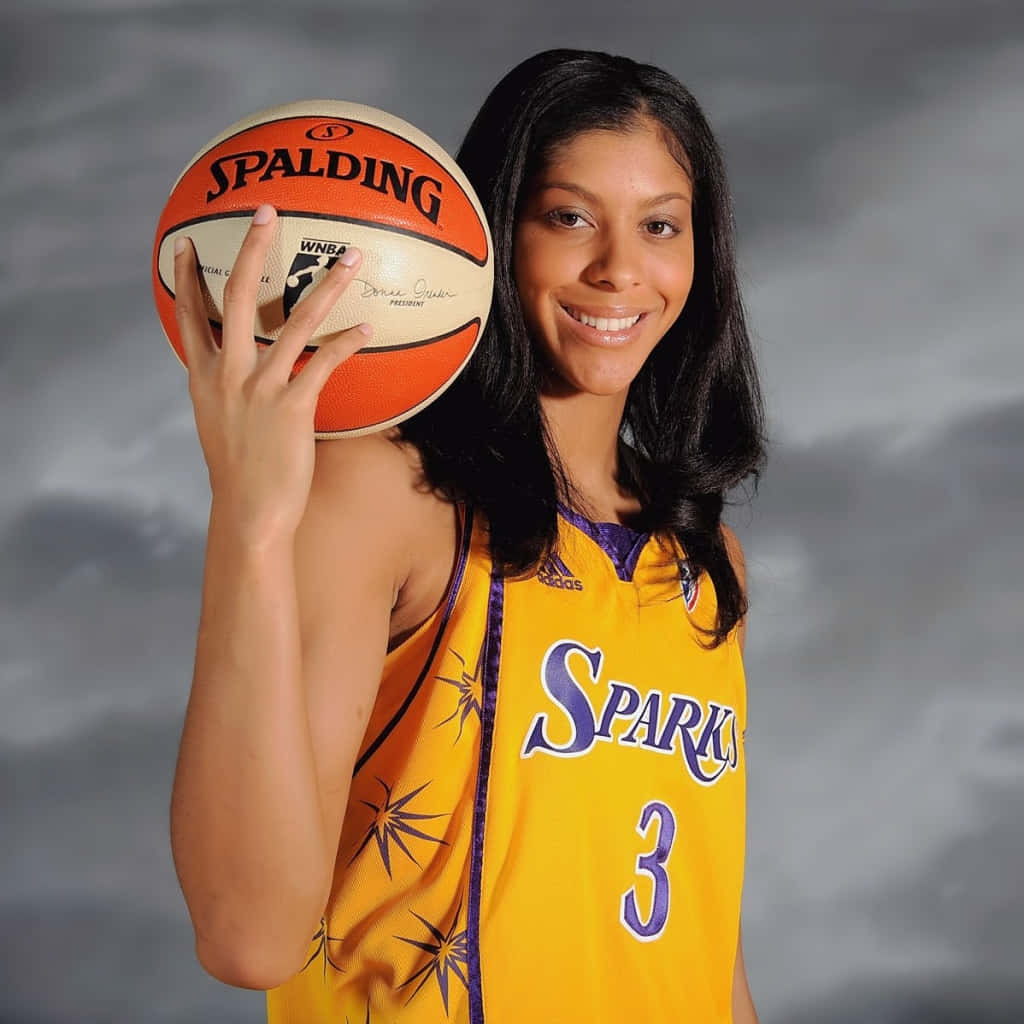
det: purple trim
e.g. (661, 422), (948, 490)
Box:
(353, 505), (474, 778)
(557, 503), (650, 583)
(467, 568), (504, 1024)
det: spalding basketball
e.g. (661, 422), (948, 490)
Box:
(152, 100), (493, 437)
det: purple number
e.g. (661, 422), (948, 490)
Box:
(620, 800), (676, 941)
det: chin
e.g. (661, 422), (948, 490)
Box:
(585, 377), (635, 397)
(533, 328), (653, 398)
(555, 371), (638, 399)
(573, 358), (651, 398)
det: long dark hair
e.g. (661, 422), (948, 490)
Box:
(399, 48), (766, 646)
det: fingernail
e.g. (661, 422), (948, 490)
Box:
(253, 204), (274, 225)
(339, 248), (361, 267)
(356, 323), (372, 336)
(174, 236), (186, 255)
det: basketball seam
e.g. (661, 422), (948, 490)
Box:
(157, 208), (489, 270)
(259, 317), (482, 354)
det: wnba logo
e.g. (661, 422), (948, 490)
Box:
(678, 559), (699, 612)
(282, 238), (351, 319)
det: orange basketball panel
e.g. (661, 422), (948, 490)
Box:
(292, 320), (480, 434)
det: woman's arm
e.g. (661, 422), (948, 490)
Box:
(170, 436), (416, 990)
(167, 210), (423, 991)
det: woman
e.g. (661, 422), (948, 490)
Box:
(170, 49), (765, 1023)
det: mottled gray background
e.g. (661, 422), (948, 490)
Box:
(2, 1), (1022, 1021)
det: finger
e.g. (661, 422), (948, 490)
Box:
(264, 246), (364, 384)
(219, 203), (278, 373)
(286, 322), (372, 410)
(173, 236), (216, 370)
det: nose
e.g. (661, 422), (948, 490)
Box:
(582, 228), (643, 292)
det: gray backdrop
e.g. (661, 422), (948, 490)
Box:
(2, 1), (1021, 1021)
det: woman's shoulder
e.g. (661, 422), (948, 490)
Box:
(306, 430), (458, 630)
(312, 427), (419, 494)
(309, 428), (451, 538)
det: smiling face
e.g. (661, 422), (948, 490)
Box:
(512, 116), (695, 401)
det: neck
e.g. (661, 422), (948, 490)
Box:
(539, 390), (640, 525)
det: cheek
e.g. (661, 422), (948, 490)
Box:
(513, 248), (557, 324)
(514, 225), (572, 288)
(512, 235), (539, 304)
(656, 247), (695, 310)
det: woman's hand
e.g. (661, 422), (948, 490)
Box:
(173, 203), (370, 544)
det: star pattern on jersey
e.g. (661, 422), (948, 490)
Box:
(348, 777), (449, 879)
(303, 916), (345, 983)
(435, 645), (483, 745)
(395, 898), (469, 1015)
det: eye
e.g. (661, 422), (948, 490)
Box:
(545, 209), (588, 229)
(645, 219), (680, 238)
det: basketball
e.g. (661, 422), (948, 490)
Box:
(152, 100), (493, 437)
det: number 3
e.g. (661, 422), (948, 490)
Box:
(620, 800), (677, 941)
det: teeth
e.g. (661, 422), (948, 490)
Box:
(565, 307), (642, 331)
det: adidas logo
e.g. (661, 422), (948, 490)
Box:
(537, 554), (584, 592)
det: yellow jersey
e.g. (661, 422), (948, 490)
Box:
(267, 504), (747, 1022)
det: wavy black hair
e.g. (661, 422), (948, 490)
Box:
(399, 48), (766, 645)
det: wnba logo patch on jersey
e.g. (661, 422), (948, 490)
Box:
(537, 553), (584, 592)
(678, 559), (699, 612)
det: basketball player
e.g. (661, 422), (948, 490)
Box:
(170, 49), (765, 1022)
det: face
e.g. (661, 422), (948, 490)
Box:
(512, 117), (695, 400)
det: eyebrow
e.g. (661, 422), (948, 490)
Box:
(536, 182), (692, 206)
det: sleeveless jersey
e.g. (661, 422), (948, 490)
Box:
(266, 504), (747, 1023)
